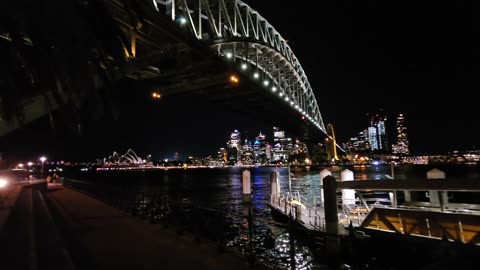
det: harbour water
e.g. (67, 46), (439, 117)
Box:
(67, 164), (480, 269)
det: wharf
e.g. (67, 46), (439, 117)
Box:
(0, 182), (272, 270)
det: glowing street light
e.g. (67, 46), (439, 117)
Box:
(151, 92), (161, 99)
(0, 178), (8, 189)
(40, 156), (47, 179)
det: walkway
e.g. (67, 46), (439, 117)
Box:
(1, 184), (272, 270)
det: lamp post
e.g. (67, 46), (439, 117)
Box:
(40, 156), (47, 179)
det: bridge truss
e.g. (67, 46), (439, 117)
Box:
(152, 0), (327, 134)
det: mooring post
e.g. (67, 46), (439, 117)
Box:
(270, 170), (280, 204)
(243, 169), (255, 266)
(427, 168), (447, 212)
(319, 169), (331, 206)
(340, 169), (356, 207)
(288, 208), (296, 270)
(323, 175), (340, 267)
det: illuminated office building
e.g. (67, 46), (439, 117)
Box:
(368, 113), (389, 151)
(272, 127), (288, 162)
(253, 132), (267, 164)
(368, 126), (378, 151)
(226, 129), (241, 164)
(392, 114), (410, 155)
(240, 139), (254, 165)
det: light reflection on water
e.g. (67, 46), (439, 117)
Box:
(75, 164), (480, 270)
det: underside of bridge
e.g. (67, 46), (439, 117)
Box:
(0, 0), (328, 160)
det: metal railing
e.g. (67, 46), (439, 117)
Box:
(62, 178), (320, 269)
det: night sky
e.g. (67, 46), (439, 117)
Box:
(248, 0), (478, 154)
(1, 0), (478, 161)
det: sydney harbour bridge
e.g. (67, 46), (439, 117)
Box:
(0, 0), (337, 152)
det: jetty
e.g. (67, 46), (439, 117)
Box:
(266, 168), (480, 245)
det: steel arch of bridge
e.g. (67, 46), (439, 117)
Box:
(152, 0), (326, 134)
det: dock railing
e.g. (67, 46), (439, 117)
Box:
(270, 192), (326, 231)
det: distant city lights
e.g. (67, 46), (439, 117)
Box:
(152, 91), (161, 99)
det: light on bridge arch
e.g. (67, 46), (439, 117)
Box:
(229, 74), (239, 85)
(226, 52), (233, 59)
(263, 80), (269, 86)
(253, 72), (259, 79)
(151, 91), (161, 99)
(271, 86), (277, 92)
(177, 17), (187, 25)
(241, 63), (248, 70)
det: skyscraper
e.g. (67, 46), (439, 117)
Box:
(228, 130), (241, 152)
(240, 139), (254, 165)
(368, 113), (389, 151)
(368, 126), (378, 150)
(272, 127), (287, 163)
(253, 132), (267, 164)
(226, 129), (242, 165)
(227, 129), (241, 164)
(392, 114), (410, 155)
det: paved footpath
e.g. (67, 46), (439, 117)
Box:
(46, 187), (273, 270)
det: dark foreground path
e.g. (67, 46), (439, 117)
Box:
(1, 183), (273, 270)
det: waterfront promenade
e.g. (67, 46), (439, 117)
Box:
(0, 182), (272, 270)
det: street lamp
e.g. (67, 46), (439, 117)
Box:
(40, 156), (47, 179)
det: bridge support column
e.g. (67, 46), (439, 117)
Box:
(323, 175), (340, 267)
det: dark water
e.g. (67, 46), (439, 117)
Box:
(66, 164), (480, 269)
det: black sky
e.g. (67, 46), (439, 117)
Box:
(1, 0), (478, 161)
(246, 0), (478, 154)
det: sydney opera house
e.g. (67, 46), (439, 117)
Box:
(100, 149), (152, 167)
